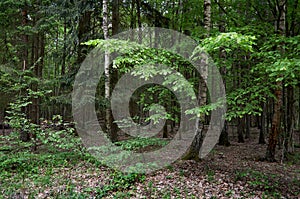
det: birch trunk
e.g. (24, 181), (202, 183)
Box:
(182, 0), (210, 160)
(103, 0), (117, 142)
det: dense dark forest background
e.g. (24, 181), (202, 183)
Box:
(0, 0), (299, 198)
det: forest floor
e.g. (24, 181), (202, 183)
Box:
(0, 128), (300, 199)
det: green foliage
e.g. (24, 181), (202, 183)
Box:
(194, 32), (256, 73)
(115, 137), (169, 151)
(85, 38), (197, 124)
(3, 71), (81, 151)
(83, 39), (143, 54)
(191, 32), (260, 120)
(110, 171), (144, 190)
(253, 35), (300, 84)
(0, 151), (86, 173)
(206, 169), (215, 182)
(234, 169), (281, 195)
(0, 150), (104, 198)
(286, 152), (300, 165)
(185, 98), (226, 118)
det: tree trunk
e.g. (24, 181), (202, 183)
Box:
(285, 86), (295, 154)
(265, 0), (286, 162)
(237, 117), (245, 143)
(259, 102), (266, 144)
(77, 11), (91, 64)
(112, 0), (119, 35)
(217, 0), (230, 146)
(219, 121), (230, 146)
(266, 98), (272, 136)
(103, 0), (117, 142)
(61, 17), (67, 76)
(130, 0), (136, 29)
(203, 0), (211, 35)
(289, 0), (298, 36)
(182, 0), (210, 160)
(111, 0), (120, 138)
(136, 0), (142, 43)
(20, 5), (30, 142)
(266, 82), (283, 161)
(245, 115), (250, 139)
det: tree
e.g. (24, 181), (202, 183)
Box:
(183, 0), (211, 161)
(265, 0), (286, 162)
(19, 2), (30, 142)
(112, 0), (120, 35)
(217, 0), (230, 146)
(77, 2), (92, 65)
(103, 0), (117, 142)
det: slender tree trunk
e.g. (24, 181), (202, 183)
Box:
(237, 117), (245, 143)
(61, 17), (67, 76)
(20, 5), (30, 142)
(77, 11), (91, 64)
(245, 53), (251, 139)
(266, 98), (271, 135)
(289, 0), (298, 36)
(103, 0), (117, 142)
(130, 0), (136, 29)
(245, 115), (250, 139)
(259, 102), (266, 144)
(203, 0), (211, 34)
(182, 0), (210, 160)
(218, 60), (229, 146)
(217, 0), (230, 146)
(163, 122), (168, 138)
(237, 62), (244, 143)
(110, 0), (120, 137)
(61, 19), (67, 119)
(103, 0), (110, 133)
(265, 0), (286, 161)
(112, 0), (119, 35)
(21, 8), (28, 71)
(218, 48), (229, 146)
(136, 0), (142, 43)
(285, 86), (295, 154)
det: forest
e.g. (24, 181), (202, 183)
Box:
(0, 0), (300, 198)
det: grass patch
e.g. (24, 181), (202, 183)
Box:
(115, 137), (169, 152)
(234, 169), (282, 197)
(286, 152), (300, 165)
(0, 149), (145, 198)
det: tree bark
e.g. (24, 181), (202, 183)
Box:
(237, 117), (245, 143)
(130, 0), (136, 29)
(266, 82), (283, 161)
(204, 0), (211, 35)
(20, 5), (30, 142)
(285, 86), (295, 154)
(217, 0), (230, 146)
(111, 0), (120, 137)
(103, 0), (117, 142)
(259, 102), (266, 144)
(112, 0), (119, 35)
(245, 115), (250, 139)
(265, 0), (286, 162)
(77, 10), (91, 64)
(182, 0), (210, 160)
(136, 0), (142, 43)
(61, 17), (67, 76)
